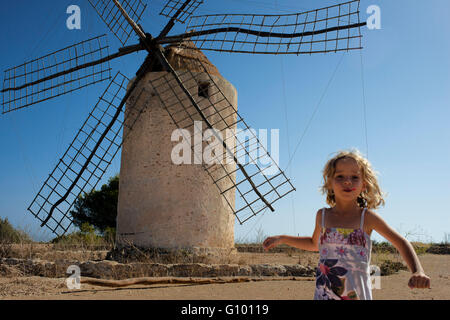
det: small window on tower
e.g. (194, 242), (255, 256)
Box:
(198, 82), (209, 98)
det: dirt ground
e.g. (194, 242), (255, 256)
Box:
(0, 252), (448, 300)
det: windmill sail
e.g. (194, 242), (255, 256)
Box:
(1, 35), (111, 114)
(28, 72), (148, 236)
(162, 0), (365, 54)
(88, 0), (147, 46)
(148, 57), (295, 223)
(160, 0), (204, 24)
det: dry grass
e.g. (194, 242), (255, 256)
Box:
(1, 243), (110, 261)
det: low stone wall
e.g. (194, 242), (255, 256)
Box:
(0, 258), (315, 280)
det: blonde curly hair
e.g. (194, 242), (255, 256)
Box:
(320, 149), (385, 209)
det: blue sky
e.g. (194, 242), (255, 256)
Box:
(0, 0), (449, 243)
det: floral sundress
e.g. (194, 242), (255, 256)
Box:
(314, 207), (372, 300)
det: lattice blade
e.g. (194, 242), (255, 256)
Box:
(1, 35), (111, 114)
(148, 58), (295, 224)
(88, 0), (147, 46)
(160, 0), (204, 24)
(175, 0), (364, 54)
(28, 72), (148, 236)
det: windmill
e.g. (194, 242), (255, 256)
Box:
(1, 0), (367, 253)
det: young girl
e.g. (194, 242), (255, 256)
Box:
(263, 149), (430, 300)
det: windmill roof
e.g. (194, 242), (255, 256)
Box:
(164, 40), (221, 76)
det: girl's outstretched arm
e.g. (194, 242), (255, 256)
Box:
(367, 210), (431, 289)
(263, 209), (322, 252)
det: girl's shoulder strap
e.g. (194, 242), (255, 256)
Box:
(321, 207), (326, 228)
(360, 207), (368, 229)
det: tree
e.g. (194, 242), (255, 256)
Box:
(70, 174), (119, 234)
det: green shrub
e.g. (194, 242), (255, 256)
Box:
(372, 241), (397, 254)
(51, 222), (114, 249)
(103, 227), (116, 245)
(379, 260), (408, 276)
(0, 218), (31, 243)
(426, 243), (450, 255)
(372, 240), (430, 255)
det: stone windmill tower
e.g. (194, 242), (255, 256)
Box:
(117, 41), (239, 257)
(1, 0), (366, 257)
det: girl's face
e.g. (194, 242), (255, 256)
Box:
(330, 158), (365, 203)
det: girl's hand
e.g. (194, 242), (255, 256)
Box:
(262, 236), (282, 251)
(408, 272), (431, 289)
